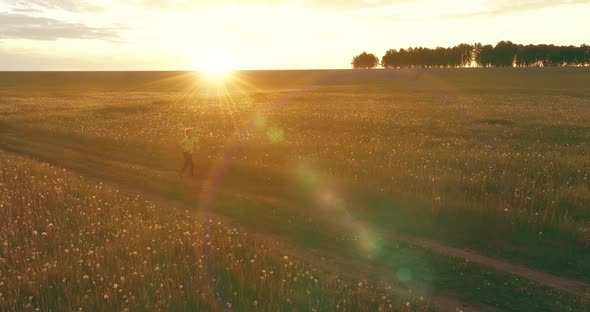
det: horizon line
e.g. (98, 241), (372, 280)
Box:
(2, 67), (589, 73)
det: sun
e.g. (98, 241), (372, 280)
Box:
(201, 57), (230, 81)
(191, 49), (234, 82)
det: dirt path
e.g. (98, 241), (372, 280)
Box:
(398, 235), (590, 297)
(105, 177), (495, 312)
(4, 147), (589, 310)
(243, 189), (590, 298)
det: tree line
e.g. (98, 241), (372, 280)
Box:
(352, 41), (590, 68)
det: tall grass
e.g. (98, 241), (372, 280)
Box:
(0, 152), (428, 311)
(0, 69), (589, 280)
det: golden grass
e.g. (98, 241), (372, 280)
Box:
(0, 151), (429, 311)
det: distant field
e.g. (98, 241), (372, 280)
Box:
(1, 68), (589, 311)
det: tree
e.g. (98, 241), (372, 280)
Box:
(583, 45), (590, 65)
(369, 42), (590, 68)
(457, 43), (474, 67)
(479, 45), (494, 67)
(492, 41), (517, 67)
(351, 52), (379, 69)
(381, 49), (399, 68)
(472, 43), (483, 67)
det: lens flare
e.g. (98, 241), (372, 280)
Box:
(267, 127), (284, 143)
(396, 267), (413, 283)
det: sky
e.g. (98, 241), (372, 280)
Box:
(1, 0), (589, 70)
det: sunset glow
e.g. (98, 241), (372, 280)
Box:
(0, 1), (589, 70)
(2, 1), (590, 311)
(191, 48), (233, 81)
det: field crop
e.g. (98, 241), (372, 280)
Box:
(0, 151), (428, 311)
(0, 68), (589, 310)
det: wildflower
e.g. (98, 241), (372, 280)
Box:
(283, 256), (289, 261)
(113, 283), (118, 289)
(103, 294), (109, 300)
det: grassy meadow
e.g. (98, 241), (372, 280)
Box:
(1, 68), (589, 311)
(0, 151), (427, 311)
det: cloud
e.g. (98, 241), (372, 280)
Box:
(0, 48), (101, 70)
(134, 0), (411, 9)
(451, 0), (590, 18)
(300, 0), (410, 9)
(11, 0), (103, 12)
(0, 13), (120, 40)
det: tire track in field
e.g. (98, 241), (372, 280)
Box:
(397, 235), (590, 298)
(80, 174), (497, 312)
(238, 190), (590, 298)
(2, 144), (588, 309)
(0, 146), (493, 312)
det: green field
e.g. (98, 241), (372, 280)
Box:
(1, 68), (589, 311)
